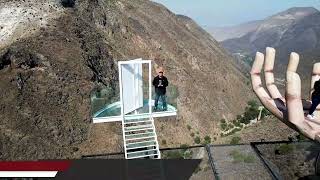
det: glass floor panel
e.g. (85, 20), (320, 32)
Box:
(93, 99), (177, 118)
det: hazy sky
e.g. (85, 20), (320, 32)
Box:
(152, 0), (320, 27)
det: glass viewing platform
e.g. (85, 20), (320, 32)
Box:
(91, 59), (178, 123)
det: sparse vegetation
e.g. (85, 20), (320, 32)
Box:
(190, 132), (195, 137)
(219, 100), (270, 136)
(194, 136), (201, 144)
(275, 144), (294, 155)
(193, 166), (202, 174)
(203, 135), (211, 145)
(296, 133), (308, 141)
(239, 100), (265, 125)
(180, 144), (189, 149)
(233, 119), (242, 127)
(164, 151), (184, 159)
(161, 139), (167, 145)
(220, 119), (226, 124)
(243, 155), (256, 163)
(230, 150), (255, 163)
(187, 125), (192, 131)
(230, 136), (241, 144)
(163, 144), (193, 159)
(182, 150), (193, 159)
(261, 108), (271, 118)
(220, 122), (228, 131)
(222, 127), (242, 137)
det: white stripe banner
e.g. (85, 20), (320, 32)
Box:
(0, 171), (58, 177)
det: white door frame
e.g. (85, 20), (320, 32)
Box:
(118, 59), (152, 118)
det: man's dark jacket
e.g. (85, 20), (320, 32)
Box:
(313, 80), (320, 98)
(152, 76), (169, 95)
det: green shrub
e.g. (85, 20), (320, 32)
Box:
(228, 124), (234, 129)
(296, 134), (307, 141)
(220, 119), (226, 124)
(241, 107), (259, 124)
(187, 125), (192, 131)
(193, 166), (202, 174)
(161, 139), (167, 145)
(276, 144), (294, 154)
(203, 136), (211, 145)
(194, 136), (201, 144)
(247, 100), (259, 109)
(238, 100), (261, 124)
(190, 132), (195, 137)
(183, 150), (193, 159)
(233, 120), (242, 127)
(165, 150), (184, 159)
(220, 123), (227, 130)
(239, 117), (250, 124)
(180, 144), (189, 150)
(230, 136), (241, 144)
(261, 108), (270, 119)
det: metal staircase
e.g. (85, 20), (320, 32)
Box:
(122, 115), (161, 159)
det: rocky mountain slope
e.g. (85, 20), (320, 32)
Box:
(0, 0), (252, 160)
(222, 7), (320, 95)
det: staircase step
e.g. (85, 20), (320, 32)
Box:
(125, 132), (155, 140)
(124, 114), (151, 120)
(125, 129), (154, 135)
(127, 152), (159, 159)
(122, 115), (160, 159)
(126, 141), (157, 150)
(124, 120), (153, 125)
(127, 149), (158, 158)
(124, 124), (154, 132)
(126, 139), (156, 146)
(124, 117), (150, 123)
(125, 135), (156, 142)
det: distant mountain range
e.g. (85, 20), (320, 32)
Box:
(222, 7), (320, 55)
(207, 20), (263, 42)
(214, 7), (320, 95)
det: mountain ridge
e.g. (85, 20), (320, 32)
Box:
(0, 0), (252, 159)
(221, 6), (320, 96)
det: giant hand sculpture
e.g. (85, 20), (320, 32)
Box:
(251, 47), (320, 142)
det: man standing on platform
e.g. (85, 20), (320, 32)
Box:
(153, 67), (169, 111)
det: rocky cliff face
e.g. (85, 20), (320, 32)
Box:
(0, 0), (252, 159)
